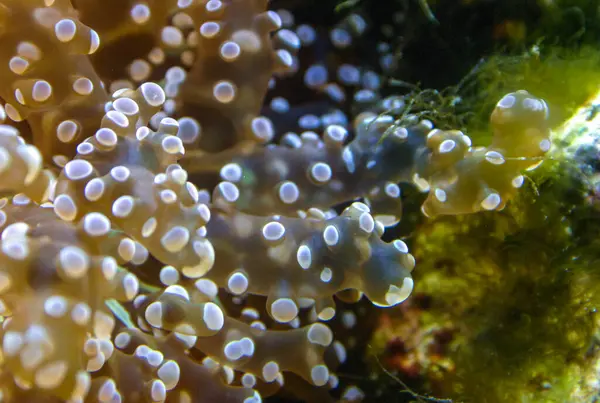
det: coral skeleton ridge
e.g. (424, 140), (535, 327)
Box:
(0, 0), (550, 401)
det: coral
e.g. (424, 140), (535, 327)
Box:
(0, 0), (550, 402)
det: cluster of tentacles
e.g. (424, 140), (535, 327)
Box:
(0, 0), (551, 401)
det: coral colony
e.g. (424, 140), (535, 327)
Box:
(0, 0), (550, 401)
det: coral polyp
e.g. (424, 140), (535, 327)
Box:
(0, 0), (549, 401)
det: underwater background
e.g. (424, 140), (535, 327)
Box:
(1, 0), (600, 402)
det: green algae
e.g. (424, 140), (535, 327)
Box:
(375, 26), (600, 401)
(408, 136), (600, 402)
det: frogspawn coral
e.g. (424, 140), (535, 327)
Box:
(0, 0), (550, 401)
